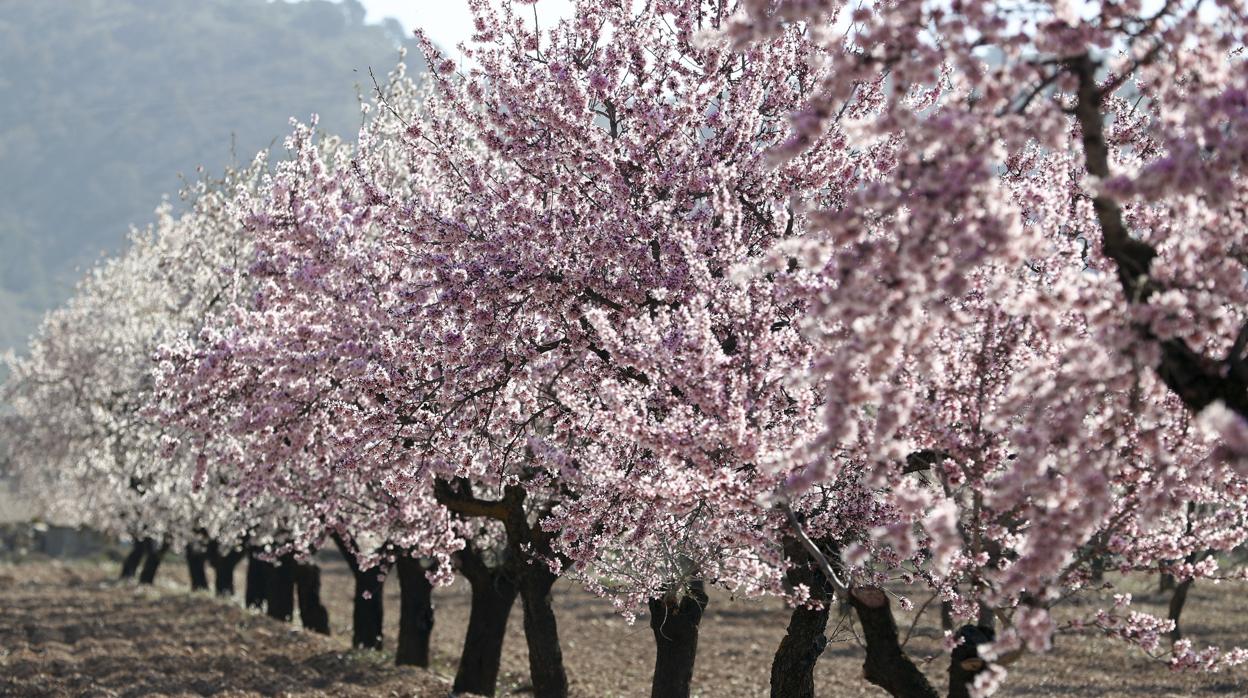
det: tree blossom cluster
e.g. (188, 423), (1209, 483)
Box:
(5, 2), (1248, 696)
(2, 161), (276, 549)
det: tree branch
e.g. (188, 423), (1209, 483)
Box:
(433, 478), (515, 521)
(1067, 53), (1248, 419)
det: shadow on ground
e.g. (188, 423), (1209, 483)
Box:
(0, 562), (446, 697)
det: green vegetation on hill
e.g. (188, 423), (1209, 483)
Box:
(0, 0), (421, 355)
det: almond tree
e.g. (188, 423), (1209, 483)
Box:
(152, 64), (469, 662)
(365, 3), (863, 694)
(2, 160), (271, 591)
(723, 1), (1248, 695)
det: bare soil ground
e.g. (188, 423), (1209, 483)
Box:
(3, 556), (1247, 696)
(0, 560), (447, 697)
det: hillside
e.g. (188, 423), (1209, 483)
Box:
(0, 0), (421, 355)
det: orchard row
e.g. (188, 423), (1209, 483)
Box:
(5, 2), (1248, 697)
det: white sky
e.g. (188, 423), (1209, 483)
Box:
(355, 0), (574, 57)
(347, 0), (1186, 61)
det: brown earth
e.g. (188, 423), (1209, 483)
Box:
(3, 556), (1248, 696)
(0, 560), (447, 697)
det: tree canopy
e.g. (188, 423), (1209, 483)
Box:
(5, 2), (1248, 697)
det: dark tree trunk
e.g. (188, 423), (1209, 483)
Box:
(1169, 577), (1195, 642)
(294, 562), (331, 635)
(649, 580), (708, 698)
(1168, 548), (1205, 642)
(245, 549), (271, 610)
(351, 567), (386, 649)
(518, 561), (568, 698)
(453, 545), (518, 697)
(120, 539), (147, 579)
(266, 554), (297, 622)
(848, 587), (939, 698)
(208, 543), (245, 597)
(977, 602), (996, 631)
(770, 602), (830, 698)
(500, 485), (569, 698)
(1159, 571), (1177, 594)
(1090, 554), (1106, 583)
(396, 555), (435, 667)
(948, 624), (995, 698)
(333, 534), (387, 650)
(186, 543), (210, 591)
(432, 481), (567, 697)
(137, 539), (168, 585)
(770, 541), (830, 698)
(940, 600), (955, 632)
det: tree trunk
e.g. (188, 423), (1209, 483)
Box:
(976, 602), (996, 631)
(1159, 571), (1177, 593)
(848, 587), (939, 698)
(770, 541), (830, 698)
(333, 534), (387, 650)
(352, 568), (386, 649)
(209, 543), (245, 597)
(939, 601), (955, 632)
(266, 554), (297, 622)
(120, 539), (147, 579)
(186, 543), (210, 591)
(1168, 548), (1204, 642)
(245, 548), (271, 610)
(948, 624), (995, 698)
(1090, 554), (1106, 583)
(396, 555), (435, 667)
(649, 580), (708, 698)
(770, 602), (830, 698)
(137, 539), (168, 585)
(453, 545), (518, 697)
(294, 561), (331, 634)
(433, 481), (567, 697)
(1169, 577), (1195, 642)
(519, 561), (568, 698)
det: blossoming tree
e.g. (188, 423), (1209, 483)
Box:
(723, 0), (1248, 695)
(7, 2), (1248, 698)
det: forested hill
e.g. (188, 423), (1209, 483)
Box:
(0, 0), (422, 356)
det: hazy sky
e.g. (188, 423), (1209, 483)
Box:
(351, 1), (1179, 58)
(355, 0), (574, 57)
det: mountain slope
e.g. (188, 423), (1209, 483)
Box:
(0, 0), (421, 354)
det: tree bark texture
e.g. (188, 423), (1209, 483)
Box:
(137, 539), (168, 585)
(453, 544), (518, 697)
(333, 534), (387, 650)
(120, 538), (147, 579)
(432, 480), (568, 697)
(245, 548), (271, 610)
(396, 554), (435, 667)
(848, 587), (939, 698)
(519, 561), (567, 698)
(265, 554), (297, 622)
(208, 542), (245, 597)
(1169, 578), (1195, 642)
(649, 580), (708, 698)
(185, 543), (210, 591)
(770, 540), (831, 698)
(948, 624), (995, 698)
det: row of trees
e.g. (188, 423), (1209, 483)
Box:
(4, 2), (1248, 696)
